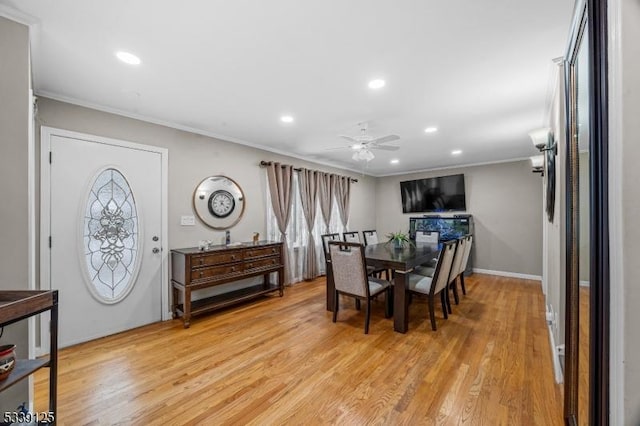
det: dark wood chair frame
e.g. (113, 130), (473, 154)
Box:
(328, 241), (392, 334)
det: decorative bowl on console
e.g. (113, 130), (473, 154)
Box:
(0, 344), (16, 381)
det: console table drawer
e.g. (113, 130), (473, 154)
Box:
(191, 263), (243, 281)
(193, 251), (243, 267)
(245, 246), (280, 259)
(245, 257), (279, 272)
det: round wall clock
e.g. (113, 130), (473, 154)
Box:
(545, 144), (556, 222)
(193, 176), (245, 229)
(208, 190), (235, 218)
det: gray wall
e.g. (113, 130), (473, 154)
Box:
(619, 0), (640, 422)
(375, 160), (543, 276)
(36, 98), (377, 252)
(0, 16), (30, 412)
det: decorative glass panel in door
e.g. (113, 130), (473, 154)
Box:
(83, 168), (140, 303)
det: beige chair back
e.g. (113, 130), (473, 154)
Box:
(321, 233), (340, 261)
(416, 231), (439, 244)
(457, 235), (473, 276)
(449, 237), (467, 283)
(343, 232), (361, 243)
(432, 240), (457, 294)
(363, 230), (378, 245)
(329, 241), (368, 298)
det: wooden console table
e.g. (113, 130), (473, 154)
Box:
(171, 241), (284, 328)
(0, 290), (58, 424)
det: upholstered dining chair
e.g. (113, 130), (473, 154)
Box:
(322, 233), (361, 310)
(360, 230), (390, 280)
(454, 235), (473, 295)
(415, 230), (439, 244)
(328, 241), (392, 334)
(321, 233), (340, 263)
(407, 239), (457, 331)
(342, 231), (361, 243)
(413, 231), (440, 277)
(362, 230), (379, 246)
(446, 236), (467, 307)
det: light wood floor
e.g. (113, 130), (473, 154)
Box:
(35, 273), (563, 425)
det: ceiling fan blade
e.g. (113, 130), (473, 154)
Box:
(370, 145), (399, 151)
(371, 134), (400, 144)
(324, 145), (351, 151)
(339, 135), (357, 142)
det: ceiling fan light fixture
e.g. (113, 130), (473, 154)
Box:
(368, 79), (386, 89)
(115, 51), (141, 65)
(352, 149), (375, 162)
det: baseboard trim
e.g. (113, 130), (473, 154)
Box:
(472, 268), (542, 281)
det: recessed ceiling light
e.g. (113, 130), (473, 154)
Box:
(424, 127), (438, 133)
(280, 115), (294, 123)
(368, 79), (386, 89)
(390, 159), (399, 164)
(115, 51), (141, 65)
(451, 150), (462, 155)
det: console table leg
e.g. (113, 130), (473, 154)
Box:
(183, 287), (191, 328)
(171, 284), (179, 319)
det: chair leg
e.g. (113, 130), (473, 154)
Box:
(451, 278), (460, 305)
(333, 290), (339, 323)
(440, 291), (448, 319)
(428, 296), (437, 331)
(355, 298), (361, 310)
(460, 274), (467, 295)
(364, 299), (371, 334)
(384, 288), (392, 318)
(446, 289), (452, 314)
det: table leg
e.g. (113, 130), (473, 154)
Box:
(393, 270), (409, 333)
(326, 260), (335, 312)
(183, 287), (191, 328)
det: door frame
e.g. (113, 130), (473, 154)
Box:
(39, 126), (169, 353)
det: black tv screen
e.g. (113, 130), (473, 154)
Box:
(400, 174), (466, 213)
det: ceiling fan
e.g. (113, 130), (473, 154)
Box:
(330, 122), (400, 162)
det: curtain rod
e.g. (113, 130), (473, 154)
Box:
(259, 161), (358, 182)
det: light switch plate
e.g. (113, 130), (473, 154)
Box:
(180, 215), (195, 226)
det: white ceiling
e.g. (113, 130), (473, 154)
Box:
(2, 0), (574, 176)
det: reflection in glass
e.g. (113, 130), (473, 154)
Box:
(574, 24), (590, 424)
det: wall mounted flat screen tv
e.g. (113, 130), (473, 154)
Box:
(400, 174), (466, 213)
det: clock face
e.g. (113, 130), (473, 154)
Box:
(208, 190), (235, 218)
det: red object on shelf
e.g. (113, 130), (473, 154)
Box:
(0, 344), (16, 381)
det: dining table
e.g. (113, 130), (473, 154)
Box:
(325, 241), (441, 333)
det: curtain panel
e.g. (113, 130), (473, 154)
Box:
(318, 172), (334, 234)
(266, 162), (294, 284)
(298, 169), (319, 280)
(334, 175), (351, 229)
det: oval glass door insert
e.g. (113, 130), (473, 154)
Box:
(83, 168), (139, 303)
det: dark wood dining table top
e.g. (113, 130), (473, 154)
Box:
(364, 242), (440, 271)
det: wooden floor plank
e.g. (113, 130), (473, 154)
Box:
(35, 273), (564, 425)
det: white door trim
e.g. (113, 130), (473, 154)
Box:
(39, 126), (170, 353)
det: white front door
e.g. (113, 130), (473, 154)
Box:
(41, 127), (168, 349)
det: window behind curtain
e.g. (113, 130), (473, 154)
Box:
(266, 173), (346, 284)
